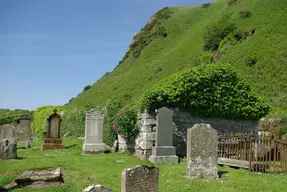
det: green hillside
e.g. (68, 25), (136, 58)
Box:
(67, 0), (287, 116)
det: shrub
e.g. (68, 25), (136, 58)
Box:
(140, 63), (270, 120)
(239, 11), (252, 18)
(112, 105), (138, 140)
(0, 109), (32, 126)
(201, 3), (211, 8)
(279, 125), (287, 136)
(228, 0), (237, 6)
(200, 51), (214, 65)
(246, 55), (257, 66)
(103, 98), (123, 146)
(61, 107), (86, 137)
(203, 15), (236, 51)
(83, 85), (91, 92)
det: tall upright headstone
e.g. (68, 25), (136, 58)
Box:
(41, 109), (64, 150)
(121, 165), (159, 192)
(187, 124), (219, 179)
(149, 107), (178, 164)
(83, 109), (105, 154)
(18, 115), (32, 148)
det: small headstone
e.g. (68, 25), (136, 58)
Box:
(0, 138), (17, 159)
(149, 107), (178, 164)
(83, 184), (112, 192)
(186, 124), (219, 179)
(0, 124), (17, 140)
(121, 165), (159, 192)
(83, 109), (105, 154)
(41, 109), (64, 150)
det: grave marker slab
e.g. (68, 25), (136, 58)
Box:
(187, 124), (219, 179)
(0, 124), (17, 140)
(149, 107), (178, 164)
(83, 109), (105, 154)
(0, 138), (17, 159)
(17, 115), (32, 143)
(121, 165), (158, 192)
(41, 109), (64, 150)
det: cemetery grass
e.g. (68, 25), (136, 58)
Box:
(0, 137), (286, 192)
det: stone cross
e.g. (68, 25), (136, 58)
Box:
(121, 165), (159, 192)
(187, 124), (219, 179)
(83, 109), (105, 154)
(149, 107), (178, 164)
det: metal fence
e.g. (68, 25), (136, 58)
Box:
(218, 132), (287, 174)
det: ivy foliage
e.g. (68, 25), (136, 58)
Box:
(140, 64), (270, 120)
(32, 106), (63, 139)
(61, 107), (86, 137)
(103, 98), (123, 146)
(0, 109), (32, 126)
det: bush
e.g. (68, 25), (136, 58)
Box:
(200, 51), (214, 65)
(239, 11), (252, 18)
(61, 107), (86, 137)
(246, 55), (257, 66)
(83, 85), (91, 92)
(103, 98), (123, 146)
(201, 3), (211, 8)
(279, 125), (287, 136)
(203, 15), (236, 51)
(140, 63), (270, 120)
(228, 0), (237, 6)
(112, 105), (138, 140)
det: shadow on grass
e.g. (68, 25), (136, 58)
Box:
(64, 144), (77, 149)
(218, 171), (228, 178)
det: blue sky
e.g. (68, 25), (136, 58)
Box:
(0, 0), (212, 110)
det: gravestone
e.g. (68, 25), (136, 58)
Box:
(0, 138), (17, 159)
(41, 109), (64, 150)
(121, 165), (158, 192)
(149, 107), (178, 164)
(0, 124), (17, 140)
(187, 124), (219, 179)
(83, 109), (105, 154)
(18, 115), (32, 148)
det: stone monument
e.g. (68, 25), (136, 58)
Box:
(186, 124), (219, 179)
(121, 165), (159, 192)
(0, 124), (17, 140)
(41, 109), (64, 150)
(83, 109), (105, 154)
(149, 107), (178, 164)
(18, 115), (32, 148)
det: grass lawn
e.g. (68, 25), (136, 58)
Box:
(0, 137), (286, 192)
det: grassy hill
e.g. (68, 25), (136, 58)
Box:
(67, 0), (287, 116)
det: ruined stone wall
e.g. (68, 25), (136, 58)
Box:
(135, 108), (258, 158)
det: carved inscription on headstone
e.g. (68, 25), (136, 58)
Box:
(121, 165), (158, 192)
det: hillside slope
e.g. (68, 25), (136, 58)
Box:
(67, 0), (287, 116)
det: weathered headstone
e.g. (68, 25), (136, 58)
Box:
(187, 124), (219, 179)
(41, 109), (64, 150)
(0, 124), (17, 140)
(0, 138), (17, 159)
(149, 107), (178, 164)
(121, 165), (158, 192)
(83, 109), (105, 154)
(17, 115), (32, 148)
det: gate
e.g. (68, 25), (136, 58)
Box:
(218, 132), (287, 174)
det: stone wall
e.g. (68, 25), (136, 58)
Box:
(135, 108), (258, 158)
